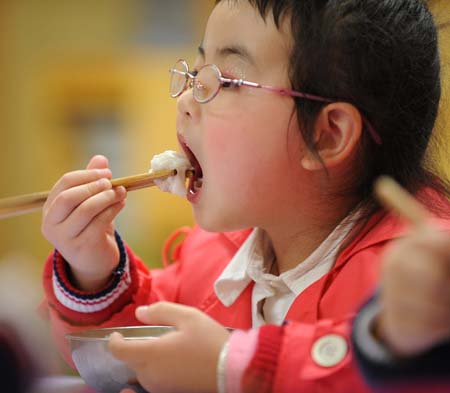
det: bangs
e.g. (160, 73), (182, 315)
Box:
(215, 0), (292, 28)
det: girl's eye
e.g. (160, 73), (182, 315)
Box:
(221, 72), (235, 79)
(220, 73), (235, 89)
(222, 61), (247, 80)
(191, 69), (199, 77)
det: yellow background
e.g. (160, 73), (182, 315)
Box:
(0, 0), (212, 269)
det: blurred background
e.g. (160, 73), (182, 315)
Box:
(0, 0), (213, 273)
(0, 0), (448, 376)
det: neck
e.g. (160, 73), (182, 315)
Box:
(263, 198), (357, 274)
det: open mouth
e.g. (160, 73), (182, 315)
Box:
(178, 136), (203, 196)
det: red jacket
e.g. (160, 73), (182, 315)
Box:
(41, 208), (450, 392)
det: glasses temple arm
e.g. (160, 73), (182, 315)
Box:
(220, 76), (382, 145)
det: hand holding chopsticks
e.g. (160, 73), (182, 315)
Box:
(0, 169), (176, 220)
(373, 176), (450, 357)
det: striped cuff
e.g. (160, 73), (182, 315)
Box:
(52, 232), (131, 313)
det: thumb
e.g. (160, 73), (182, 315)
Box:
(135, 302), (197, 329)
(86, 155), (109, 170)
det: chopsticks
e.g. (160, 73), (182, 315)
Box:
(374, 176), (429, 228)
(1, 173), (426, 223)
(0, 169), (178, 220)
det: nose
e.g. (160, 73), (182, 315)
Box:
(176, 87), (201, 125)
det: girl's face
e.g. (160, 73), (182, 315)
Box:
(176, 0), (308, 232)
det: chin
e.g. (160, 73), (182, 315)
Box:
(194, 210), (247, 233)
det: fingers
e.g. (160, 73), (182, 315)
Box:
(382, 229), (450, 290)
(109, 332), (140, 364)
(385, 244), (450, 300)
(424, 230), (450, 274)
(135, 302), (198, 328)
(42, 155), (128, 240)
(76, 198), (126, 239)
(86, 155), (109, 170)
(89, 197), (126, 228)
(45, 178), (114, 225)
(44, 168), (112, 211)
(109, 332), (166, 366)
(110, 303), (203, 365)
(45, 155), (111, 210)
(379, 285), (450, 355)
(57, 186), (126, 238)
(380, 231), (450, 355)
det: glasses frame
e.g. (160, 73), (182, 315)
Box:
(169, 59), (381, 145)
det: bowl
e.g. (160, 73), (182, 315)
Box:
(66, 326), (174, 393)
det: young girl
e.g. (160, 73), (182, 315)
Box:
(40, 0), (450, 392)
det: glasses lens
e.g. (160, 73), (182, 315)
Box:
(194, 65), (221, 103)
(170, 60), (188, 97)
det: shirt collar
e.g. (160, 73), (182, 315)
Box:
(214, 228), (261, 307)
(214, 212), (359, 307)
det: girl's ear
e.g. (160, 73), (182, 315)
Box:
(301, 103), (363, 170)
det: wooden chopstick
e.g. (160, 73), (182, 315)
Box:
(0, 169), (178, 220)
(374, 176), (429, 228)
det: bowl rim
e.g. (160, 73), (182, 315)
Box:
(65, 325), (175, 342)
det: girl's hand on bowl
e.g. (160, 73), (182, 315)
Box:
(109, 301), (231, 393)
(41, 155), (127, 291)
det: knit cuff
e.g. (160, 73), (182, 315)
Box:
(352, 295), (450, 387)
(352, 295), (395, 366)
(52, 231), (131, 313)
(241, 324), (285, 393)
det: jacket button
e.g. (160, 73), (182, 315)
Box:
(311, 334), (348, 367)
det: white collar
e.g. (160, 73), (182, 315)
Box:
(214, 213), (358, 307)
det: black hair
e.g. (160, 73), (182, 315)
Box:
(216, 0), (450, 215)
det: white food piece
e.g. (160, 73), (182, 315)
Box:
(149, 150), (192, 197)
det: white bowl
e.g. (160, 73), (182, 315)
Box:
(66, 326), (174, 393)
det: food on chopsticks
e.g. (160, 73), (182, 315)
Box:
(149, 150), (194, 197)
(0, 151), (195, 220)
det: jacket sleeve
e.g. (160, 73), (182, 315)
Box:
(238, 317), (372, 393)
(40, 230), (190, 367)
(351, 295), (450, 393)
(235, 310), (450, 393)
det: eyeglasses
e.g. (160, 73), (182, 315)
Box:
(169, 59), (381, 145)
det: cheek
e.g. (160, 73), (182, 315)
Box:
(202, 107), (302, 195)
(203, 120), (253, 188)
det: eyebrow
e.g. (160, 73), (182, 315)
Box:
(197, 44), (256, 66)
